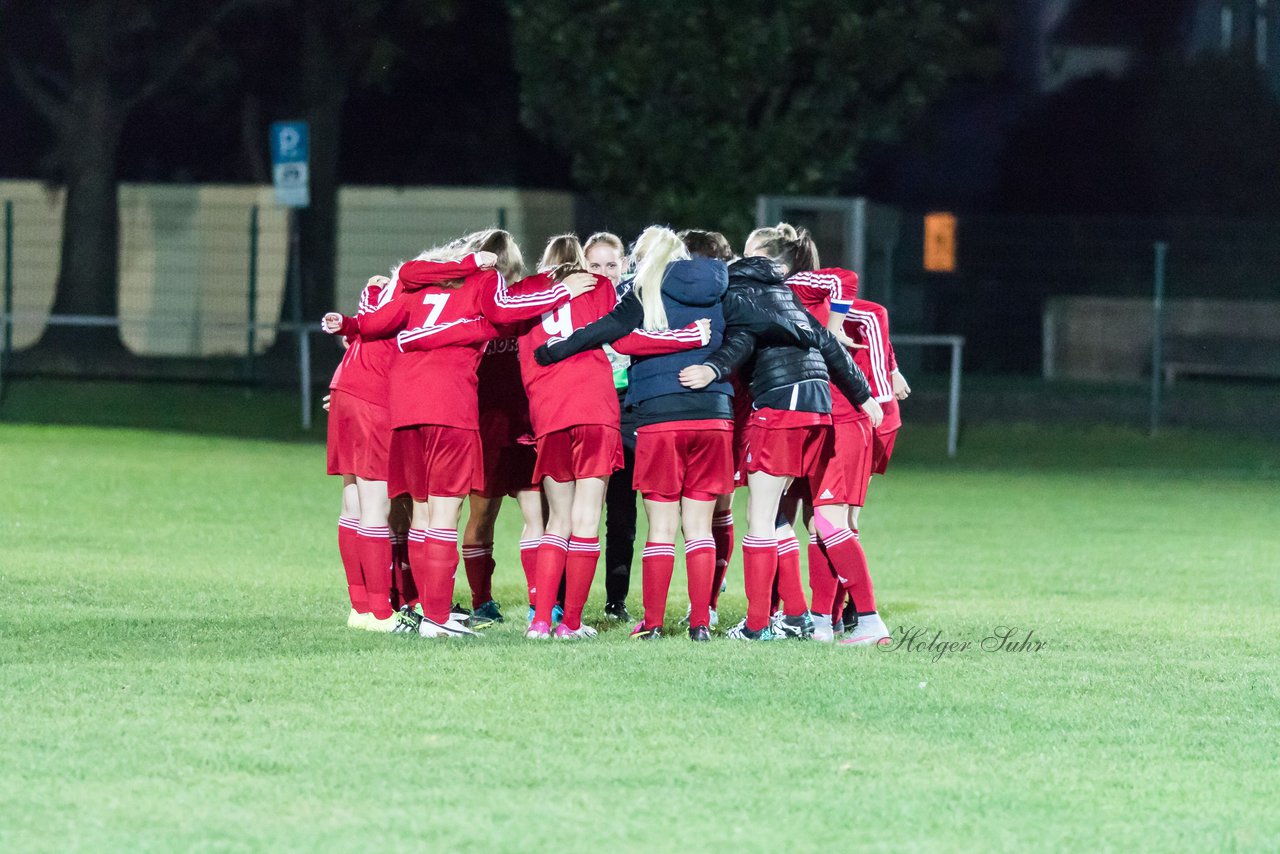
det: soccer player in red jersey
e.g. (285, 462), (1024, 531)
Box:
(321, 274), (401, 632)
(498, 235), (625, 640)
(536, 226), (726, 640)
(460, 327), (544, 629)
(821, 295), (910, 644)
(355, 231), (588, 637)
(680, 228), (883, 641)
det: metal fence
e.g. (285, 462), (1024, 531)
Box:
(5, 185), (1278, 437)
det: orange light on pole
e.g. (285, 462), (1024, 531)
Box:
(924, 212), (957, 272)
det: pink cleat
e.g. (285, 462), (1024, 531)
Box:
(525, 619), (552, 640)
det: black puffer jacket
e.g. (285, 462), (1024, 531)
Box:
(704, 256), (872, 410)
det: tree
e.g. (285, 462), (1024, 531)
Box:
(3, 0), (254, 361)
(509, 0), (998, 238)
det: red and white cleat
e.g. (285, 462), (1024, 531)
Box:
(553, 623), (598, 640)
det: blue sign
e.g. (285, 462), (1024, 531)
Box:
(270, 121), (310, 208)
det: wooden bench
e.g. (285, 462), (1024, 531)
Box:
(1163, 335), (1280, 384)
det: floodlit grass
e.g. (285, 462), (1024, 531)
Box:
(2, 421), (1278, 851)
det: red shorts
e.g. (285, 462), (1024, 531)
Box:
(814, 417), (874, 507)
(633, 420), (734, 502)
(387, 425), (482, 500)
(326, 389), (391, 481)
(744, 417), (833, 481)
(872, 426), (899, 475)
(534, 425), (624, 484)
(476, 438), (538, 498)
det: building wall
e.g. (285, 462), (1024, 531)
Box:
(0, 181), (575, 357)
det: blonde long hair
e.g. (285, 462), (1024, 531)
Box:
(631, 226), (690, 331)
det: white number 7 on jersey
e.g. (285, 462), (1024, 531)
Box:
(420, 292), (451, 325)
(541, 304), (574, 341)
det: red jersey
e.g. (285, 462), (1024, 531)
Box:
(328, 282), (394, 409)
(842, 299), (896, 404)
(787, 268), (857, 327)
(500, 271), (619, 437)
(357, 255), (498, 431)
(787, 267), (864, 422)
(477, 331), (533, 442)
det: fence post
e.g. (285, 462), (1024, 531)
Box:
(948, 337), (963, 459)
(288, 209), (312, 430)
(246, 204), (259, 382)
(1150, 241), (1168, 436)
(1, 200), (12, 403)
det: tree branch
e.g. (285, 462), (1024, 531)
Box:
(124, 0), (270, 111)
(7, 55), (69, 126)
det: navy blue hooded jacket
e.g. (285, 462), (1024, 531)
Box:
(534, 257), (731, 426)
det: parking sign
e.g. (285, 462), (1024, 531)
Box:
(270, 121), (310, 208)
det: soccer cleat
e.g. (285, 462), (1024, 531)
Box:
(364, 613), (400, 633)
(680, 606), (719, 627)
(553, 623), (599, 640)
(391, 604), (421, 634)
(603, 600), (631, 622)
(688, 625), (712, 642)
(840, 612), (891, 647)
(832, 617), (845, 635)
(551, 603), (565, 625)
(527, 605), (535, 623)
(418, 615), (479, 639)
(347, 609), (369, 630)
(811, 613), (835, 643)
(451, 603), (473, 623)
(630, 622), (662, 640)
(774, 611), (815, 640)
(469, 600), (504, 629)
(726, 618), (775, 641)
(525, 619), (552, 639)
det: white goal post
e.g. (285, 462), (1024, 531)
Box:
(757, 194), (964, 457)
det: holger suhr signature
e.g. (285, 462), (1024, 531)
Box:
(881, 626), (1047, 662)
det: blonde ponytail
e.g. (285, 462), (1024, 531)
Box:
(631, 226), (690, 332)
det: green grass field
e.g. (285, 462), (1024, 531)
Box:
(2, 418), (1279, 851)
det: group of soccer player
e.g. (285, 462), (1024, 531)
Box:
(322, 221), (908, 644)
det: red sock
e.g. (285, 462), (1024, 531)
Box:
(741, 536), (778, 631)
(685, 538), (715, 629)
(462, 542), (495, 609)
(776, 535), (807, 616)
(808, 541), (837, 618)
(710, 511), (734, 608)
(356, 525), (394, 619)
(821, 527), (876, 614)
(563, 536), (601, 631)
(831, 585), (848, 623)
(421, 528), (459, 624)
(407, 529), (429, 608)
(532, 535), (569, 625)
(641, 542), (676, 628)
(519, 539), (539, 606)
(338, 517), (367, 611)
